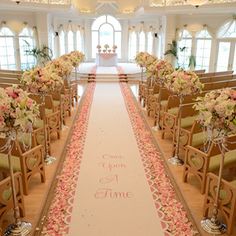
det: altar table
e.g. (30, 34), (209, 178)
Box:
(96, 53), (118, 67)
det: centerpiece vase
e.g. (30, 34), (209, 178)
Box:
(3, 129), (32, 236)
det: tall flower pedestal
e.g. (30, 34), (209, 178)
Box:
(165, 69), (203, 166)
(193, 88), (236, 234)
(3, 129), (32, 236)
(168, 95), (184, 165)
(41, 94), (56, 165)
(201, 139), (227, 234)
(151, 60), (174, 132)
(0, 86), (38, 236)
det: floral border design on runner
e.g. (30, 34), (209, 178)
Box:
(42, 83), (96, 236)
(119, 82), (197, 236)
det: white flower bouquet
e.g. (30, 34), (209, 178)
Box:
(155, 60), (174, 84)
(21, 67), (64, 94)
(165, 69), (203, 96)
(0, 85), (39, 132)
(194, 88), (236, 137)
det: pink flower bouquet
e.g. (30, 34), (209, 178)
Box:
(165, 69), (203, 96)
(0, 85), (39, 132)
(21, 67), (64, 94)
(194, 88), (236, 137)
(155, 60), (174, 84)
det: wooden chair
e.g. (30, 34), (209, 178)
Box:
(183, 135), (236, 194)
(0, 172), (25, 230)
(178, 120), (207, 154)
(203, 173), (236, 235)
(146, 82), (160, 117)
(0, 137), (45, 195)
(29, 94), (61, 140)
(153, 87), (171, 127)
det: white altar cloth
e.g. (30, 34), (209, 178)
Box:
(95, 53), (118, 67)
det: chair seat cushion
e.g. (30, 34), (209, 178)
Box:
(160, 100), (167, 108)
(34, 118), (43, 129)
(209, 150), (236, 172)
(181, 116), (198, 128)
(231, 180), (236, 187)
(53, 100), (60, 107)
(192, 132), (206, 147)
(168, 107), (178, 115)
(0, 153), (37, 172)
(0, 154), (21, 172)
(45, 109), (53, 115)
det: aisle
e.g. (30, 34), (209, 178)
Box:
(42, 82), (196, 236)
(68, 83), (163, 236)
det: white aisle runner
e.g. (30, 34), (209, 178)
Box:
(68, 83), (164, 236)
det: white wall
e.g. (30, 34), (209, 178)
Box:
(0, 8), (234, 68)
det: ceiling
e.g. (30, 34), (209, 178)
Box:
(3, 0), (236, 16)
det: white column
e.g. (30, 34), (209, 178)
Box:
(162, 15), (177, 64)
(35, 12), (50, 47)
(121, 20), (129, 62)
(84, 19), (92, 62)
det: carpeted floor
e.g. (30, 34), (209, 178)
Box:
(41, 82), (197, 236)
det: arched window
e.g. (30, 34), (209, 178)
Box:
(216, 19), (236, 72)
(59, 30), (65, 56)
(147, 31), (153, 54)
(195, 29), (212, 72)
(139, 31), (146, 52)
(67, 30), (74, 53)
(19, 27), (36, 70)
(178, 29), (192, 69)
(218, 19), (236, 38)
(0, 27), (16, 69)
(92, 15), (122, 58)
(128, 31), (137, 60)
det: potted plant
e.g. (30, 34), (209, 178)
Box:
(164, 40), (186, 68)
(24, 40), (52, 67)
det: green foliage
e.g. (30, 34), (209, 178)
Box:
(164, 40), (186, 60)
(188, 55), (196, 69)
(24, 40), (52, 66)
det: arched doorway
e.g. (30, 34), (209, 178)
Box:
(91, 15), (121, 58)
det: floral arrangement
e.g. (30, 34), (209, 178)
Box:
(0, 85), (39, 132)
(135, 52), (149, 67)
(155, 60), (174, 84)
(97, 45), (101, 49)
(165, 69), (203, 96)
(21, 66), (64, 94)
(146, 59), (159, 78)
(104, 44), (109, 49)
(67, 51), (85, 67)
(194, 88), (236, 137)
(45, 58), (73, 78)
(112, 45), (117, 49)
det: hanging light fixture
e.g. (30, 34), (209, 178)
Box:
(188, 0), (209, 8)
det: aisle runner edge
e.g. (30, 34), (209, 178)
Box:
(119, 82), (198, 236)
(42, 83), (96, 236)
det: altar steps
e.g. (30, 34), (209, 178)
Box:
(78, 72), (141, 82)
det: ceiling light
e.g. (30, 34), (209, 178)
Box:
(188, 0), (208, 7)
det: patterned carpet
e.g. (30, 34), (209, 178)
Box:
(40, 82), (197, 236)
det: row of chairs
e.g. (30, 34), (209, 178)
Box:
(139, 70), (236, 234)
(0, 69), (79, 232)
